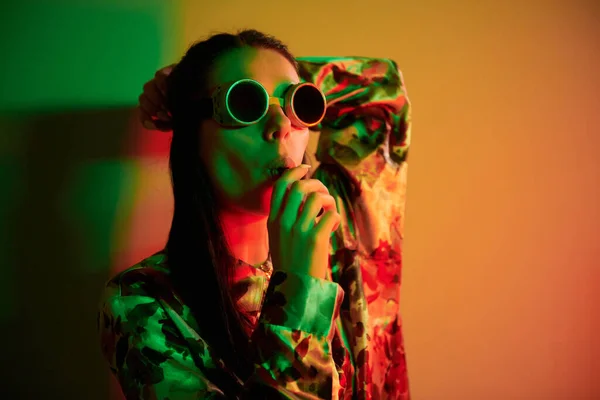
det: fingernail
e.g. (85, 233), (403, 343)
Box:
(143, 120), (157, 130)
(299, 164), (312, 169)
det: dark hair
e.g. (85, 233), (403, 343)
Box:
(164, 30), (301, 381)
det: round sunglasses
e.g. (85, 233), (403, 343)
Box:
(197, 79), (327, 128)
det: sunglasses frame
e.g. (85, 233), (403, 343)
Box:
(198, 78), (327, 128)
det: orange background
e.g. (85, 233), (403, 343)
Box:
(1, 0), (598, 399)
(177, 1), (600, 398)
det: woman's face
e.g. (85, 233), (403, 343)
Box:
(198, 47), (309, 216)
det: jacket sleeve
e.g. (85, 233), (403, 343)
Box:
(98, 270), (345, 400)
(296, 57), (412, 398)
(297, 55), (411, 257)
(298, 56), (410, 172)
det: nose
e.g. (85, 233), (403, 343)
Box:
(264, 104), (292, 141)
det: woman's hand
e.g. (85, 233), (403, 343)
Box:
(268, 165), (341, 280)
(138, 64), (175, 132)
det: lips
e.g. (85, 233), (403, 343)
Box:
(266, 156), (296, 179)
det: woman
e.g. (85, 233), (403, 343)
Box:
(98, 29), (411, 399)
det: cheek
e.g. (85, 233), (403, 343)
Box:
(210, 152), (255, 199)
(199, 132), (250, 199)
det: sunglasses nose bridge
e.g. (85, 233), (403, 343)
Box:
(268, 97), (284, 108)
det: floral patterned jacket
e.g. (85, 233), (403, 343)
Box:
(98, 57), (411, 399)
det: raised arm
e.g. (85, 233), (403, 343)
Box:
(296, 57), (412, 398)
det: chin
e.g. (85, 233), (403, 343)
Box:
(230, 183), (273, 218)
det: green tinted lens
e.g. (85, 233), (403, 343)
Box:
(226, 80), (268, 124)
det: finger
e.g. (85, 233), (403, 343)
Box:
(314, 194), (337, 223)
(141, 80), (164, 112)
(154, 120), (173, 132)
(296, 179), (330, 215)
(297, 193), (337, 232)
(139, 93), (161, 124)
(301, 179), (330, 195)
(140, 105), (173, 131)
(143, 119), (172, 132)
(268, 165), (311, 223)
(157, 64), (175, 76)
(282, 179), (330, 220)
(155, 64), (175, 97)
(280, 180), (319, 227)
(156, 110), (170, 122)
(143, 120), (157, 130)
(314, 210), (342, 238)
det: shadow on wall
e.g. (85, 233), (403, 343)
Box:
(1, 108), (137, 400)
